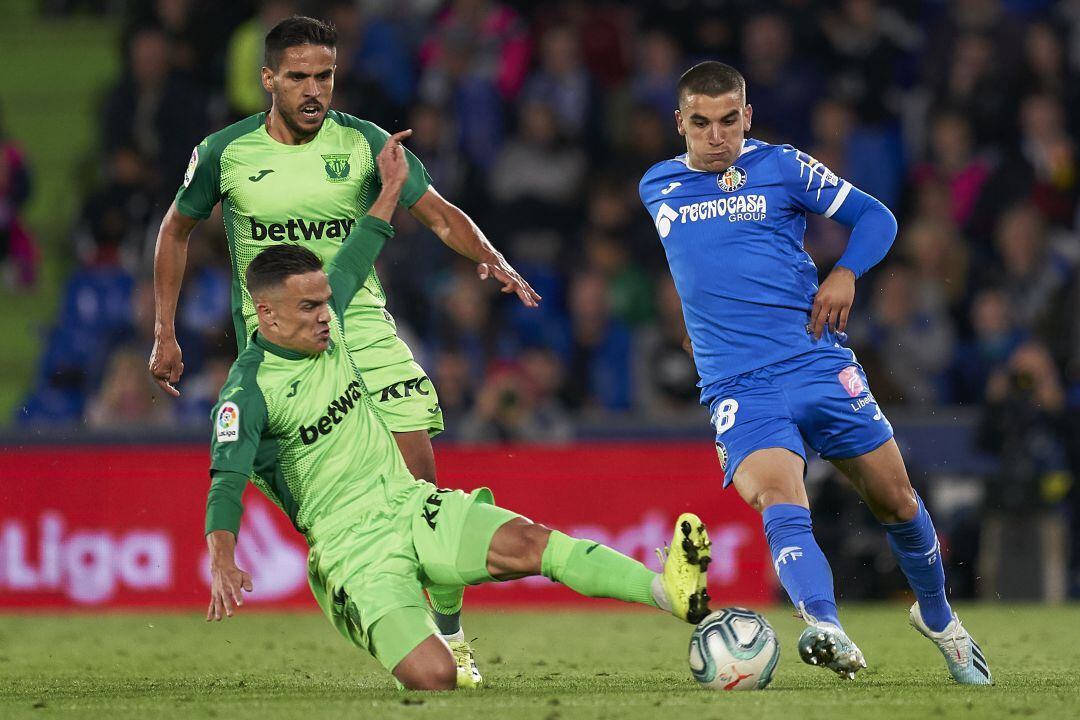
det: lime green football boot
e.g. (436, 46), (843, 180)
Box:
(655, 513), (712, 623)
(448, 639), (483, 689)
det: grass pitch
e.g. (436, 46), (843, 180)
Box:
(1, 604), (1078, 719)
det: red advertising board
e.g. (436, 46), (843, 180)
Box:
(0, 443), (773, 610)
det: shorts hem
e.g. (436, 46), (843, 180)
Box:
(723, 443), (807, 489)
(368, 604), (439, 672)
(819, 432), (893, 463)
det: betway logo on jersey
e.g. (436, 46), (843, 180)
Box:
(654, 195), (767, 238)
(299, 380), (363, 444)
(250, 216), (356, 242)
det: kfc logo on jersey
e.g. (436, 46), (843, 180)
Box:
(838, 366), (865, 398)
(216, 401), (240, 443)
(717, 165), (747, 192)
(183, 146), (198, 188)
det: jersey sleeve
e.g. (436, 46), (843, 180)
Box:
(206, 368), (268, 535)
(327, 215), (394, 314)
(775, 147), (853, 219)
(175, 137), (222, 220)
(335, 113), (432, 207)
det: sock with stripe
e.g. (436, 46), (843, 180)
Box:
(540, 529), (658, 607)
(884, 493), (952, 632)
(763, 503), (842, 627)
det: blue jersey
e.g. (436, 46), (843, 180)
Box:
(639, 138), (869, 396)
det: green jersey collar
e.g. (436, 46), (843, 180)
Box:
(252, 331), (317, 360)
(260, 111), (331, 151)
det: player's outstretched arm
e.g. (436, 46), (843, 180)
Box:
(325, 131), (410, 310)
(206, 529), (253, 621)
(409, 186), (541, 308)
(149, 201), (200, 397)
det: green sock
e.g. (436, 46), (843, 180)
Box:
(540, 530), (659, 607)
(426, 586), (464, 635)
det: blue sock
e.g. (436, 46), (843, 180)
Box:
(883, 493), (952, 632)
(762, 504), (841, 627)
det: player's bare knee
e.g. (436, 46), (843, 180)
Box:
(881, 486), (918, 523)
(396, 657), (456, 691)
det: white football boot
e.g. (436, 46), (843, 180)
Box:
(797, 604), (867, 680)
(909, 602), (992, 685)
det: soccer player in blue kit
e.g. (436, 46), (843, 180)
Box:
(639, 62), (992, 685)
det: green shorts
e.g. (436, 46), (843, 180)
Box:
(349, 335), (444, 437)
(306, 482), (519, 672)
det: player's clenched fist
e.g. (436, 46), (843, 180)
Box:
(810, 266), (856, 340)
(376, 129), (412, 190)
(148, 335), (184, 397)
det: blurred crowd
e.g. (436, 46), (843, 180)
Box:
(14, 0), (1080, 595)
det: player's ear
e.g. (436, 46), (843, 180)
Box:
(255, 298), (273, 323)
(743, 104), (753, 133)
(261, 67), (274, 94)
(675, 109), (686, 137)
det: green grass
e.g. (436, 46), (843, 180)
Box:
(0, 11), (118, 422)
(1, 605), (1078, 719)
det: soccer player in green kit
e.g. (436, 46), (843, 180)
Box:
(148, 16), (539, 685)
(204, 131), (713, 690)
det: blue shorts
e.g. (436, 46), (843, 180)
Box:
(704, 344), (894, 488)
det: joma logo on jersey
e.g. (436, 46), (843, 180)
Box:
(250, 217), (356, 242)
(298, 380), (363, 445)
(654, 195), (768, 237)
(321, 154), (351, 182)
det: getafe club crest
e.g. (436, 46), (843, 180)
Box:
(321, 153), (351, 183)
(717, 165), (747, 192)
(715, 441), (729, 472)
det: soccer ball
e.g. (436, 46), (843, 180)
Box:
(688, 607), (779, 691)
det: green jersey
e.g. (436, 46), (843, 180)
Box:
(206, 216), (421, 536)
(175, 111), (431, 361)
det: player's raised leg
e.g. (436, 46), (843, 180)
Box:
(482, 515), (711, 623)
(733, 447), (866, 679)
(832, 440), (992, 684)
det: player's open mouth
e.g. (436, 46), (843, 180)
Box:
(300, 103), (322, 119)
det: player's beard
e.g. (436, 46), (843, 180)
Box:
(278, 102), (326, 142)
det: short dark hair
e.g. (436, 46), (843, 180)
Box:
(246, 244), (324, 296)
(677, 61), (746, 107)
(264, 15), (337, 70)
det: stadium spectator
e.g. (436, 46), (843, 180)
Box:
(101, 26), (209, 196)
(84, 347), (173, 430)
(1016, 93), (1078, 225)
(633, 274), (698, 416)
(952, 287), (1028, 403)
(488, 99), (587, 216)
(561, 270), (632, 413)
(72, 146), (154, 270)
(739, 12), (822, 146)
(991, 203), (1075, 334)
(224, 0), (295, 118)
(458, 358), (571, 443)
(911, 110), (994, 233)
(976, 341), (1069, 600)
(859, 262), (955, 405)
(521, 24), (597, 142)
(0, 105), (37, 287)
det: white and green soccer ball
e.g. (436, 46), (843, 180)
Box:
(688, 607), (779, 691)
